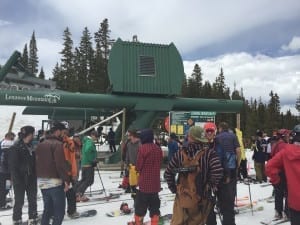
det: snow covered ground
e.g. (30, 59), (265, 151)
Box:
(0, 166), (282, 225)
(0, 106), (287, 225)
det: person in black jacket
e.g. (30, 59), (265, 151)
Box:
(0, 132), (15, 210)
(9, 126), (38, 225)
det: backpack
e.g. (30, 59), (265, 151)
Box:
(216, 138), (237, 183)
(176, 149), (206, 209)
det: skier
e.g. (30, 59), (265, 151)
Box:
(253, 130), (267, 183)
(9, 126), (38, 225)
(164, 126), (223, 225)
(75, 130), (98, 202)
(0, 132), (15, 210)
(35, 122), (70, 225)
(107, 128), (117, 153)
(133, 129), (162, 225)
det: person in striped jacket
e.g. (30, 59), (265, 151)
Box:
(164, 126), (223, 225)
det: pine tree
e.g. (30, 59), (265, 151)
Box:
(21, 44), (29, 70)
(28, 31), (39, 76)
(78, 27), (94, 92)
(296, 94), (300, 115)
(191, 64), (203, 97)
(60, 27), (75, 91)
(202, 80), (213, 98)
(94, 18), (111, 92)
(38, 67), (45, 79)
(52, 62), (63, 89)
(181, 74), (189, 97)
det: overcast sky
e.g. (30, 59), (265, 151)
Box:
(0, 0), (300, 114)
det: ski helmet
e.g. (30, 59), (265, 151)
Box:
(204, 122), (216, 133)
(291, 124), (300, 143)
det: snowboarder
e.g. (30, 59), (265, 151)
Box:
(35, 122), (71, 225)
(133, 129), (162, 225)
(214, 122), (241, 225)
(9, 126), (38, 225)
(61, 127), (80, 219)
(164, 126), (223, 225)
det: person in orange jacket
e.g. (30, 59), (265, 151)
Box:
(61, 128), (79, 219)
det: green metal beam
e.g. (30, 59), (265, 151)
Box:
(0, 90), (243, 113)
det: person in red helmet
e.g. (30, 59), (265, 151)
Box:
(204, 122), (217, 149)
(268, 129), (290, 220)
(266, 125), (300, 225)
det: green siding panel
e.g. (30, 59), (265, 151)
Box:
(108, 39), (184, 96)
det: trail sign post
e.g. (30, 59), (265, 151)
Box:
(169, 111), (216, 136)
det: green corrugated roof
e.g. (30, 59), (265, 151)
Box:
(108, 38), (184, 96)
(0, 51), (21, 82)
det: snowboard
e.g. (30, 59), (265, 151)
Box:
(106, 208), (133, 217)
(260, 217), (289, 225)
(64, 209), (98, 221)
(235, 206), (264, 214)
(78, 193), (120, 203)
(127, 214), (172, 225)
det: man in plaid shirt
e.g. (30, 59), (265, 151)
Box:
(134, 128), (162, 225)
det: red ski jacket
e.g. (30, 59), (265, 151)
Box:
(266, 143), (300, 211)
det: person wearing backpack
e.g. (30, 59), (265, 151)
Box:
(215, 122), (241, 225)
(164, 126), (223, 225)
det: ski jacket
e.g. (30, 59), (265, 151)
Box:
(35, 135), (70, 183)
(164, 142), (223, 197)
(125, 140), (141, 166)
(136, 142), (162, 193)
(252, 139), (266, 163)
(81, 136), (97, 167)
(270, 140), (285, 158)
(9, 139), (36, 185)
(62, 136), (77, 177)
(266, 143), (300, 211)
(0, 139), (14, 174)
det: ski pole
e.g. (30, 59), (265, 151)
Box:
(247, 181), (254, 215)
(95, 165), (108, 198)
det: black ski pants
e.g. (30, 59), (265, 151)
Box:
(290, 208), (300, 225)
(75, 167), (94, 195)
(13, 177), (37, 221)
(217, 173), (237, 225)
(66, 187), (76, 215)
(0, 173), (10, 207)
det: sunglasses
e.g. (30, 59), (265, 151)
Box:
(205, 129), (215, 133)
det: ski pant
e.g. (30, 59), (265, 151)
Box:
(218, 174), (237, 225)
(75, 166), (94, 195)
(289, 208), (300, 225)
(274, 183), (289, 216)
(238, 159), (248, 179)
(13, 177), (37, 221)
(41, 185), (65, 225)
(0, 172), (10, 207)
(66, 187), (76, 215)
(134, 190), (160, 218)
(206, 205), (217, 225)
(109, 141), (116, 152)
(171, 195), (212, 225)
(254, 162), (266, 183)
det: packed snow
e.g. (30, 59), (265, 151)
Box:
(0, 106), (286, 225)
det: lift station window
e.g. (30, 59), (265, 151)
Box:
(139, 55), (156, 76)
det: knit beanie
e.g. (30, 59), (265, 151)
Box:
(139, 129), (154, 144)
(188, 126), (207, 143)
